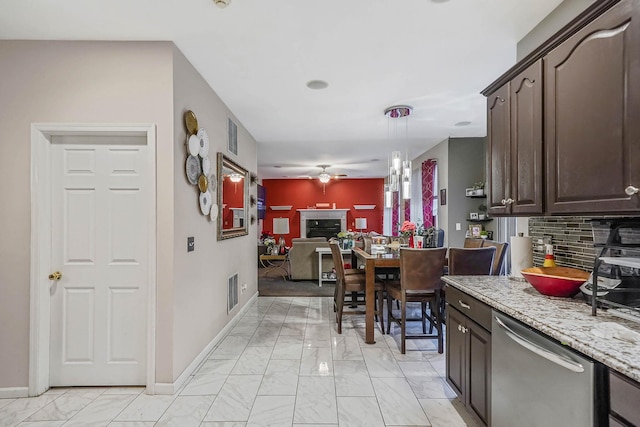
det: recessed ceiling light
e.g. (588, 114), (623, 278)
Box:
(274, 165), (282, 168)
(213, 0), (231, 8)
(455, 121), (472, 127)
(431, 0), (450, 3)
(306, 80), (329, 90)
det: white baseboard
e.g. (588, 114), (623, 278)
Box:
(0, 387), (29, 398)
(152, 292), (258, 395)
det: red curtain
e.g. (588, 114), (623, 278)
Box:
(422, 159), (437, 227)
(392, 191), (399, 235)
(404, 199), (411, 222)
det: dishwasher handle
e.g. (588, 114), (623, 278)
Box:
(494, 316), (584, 373)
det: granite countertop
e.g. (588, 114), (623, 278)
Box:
(443, 275), (640, 383)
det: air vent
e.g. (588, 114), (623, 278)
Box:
(228, 273), (239, 313)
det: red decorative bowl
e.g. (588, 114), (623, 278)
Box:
(521, 267), (591, 297)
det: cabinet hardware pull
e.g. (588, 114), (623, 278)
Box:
(458, 300), (471, 310)
(458, 324), (462, 332)
(501, 199), (507, 206)
(506, 198), (514, 205)
(495, 316), (584, 373)
(625, 185), (639, 196)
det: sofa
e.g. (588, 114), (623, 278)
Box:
(288, 237), (335, 281)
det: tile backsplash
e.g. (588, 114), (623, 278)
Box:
(528, 216), (597, 271)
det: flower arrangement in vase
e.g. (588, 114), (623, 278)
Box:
(399, 221), (417, 247)
(263, 237), (278, 255)
(337, 230), (355, 249)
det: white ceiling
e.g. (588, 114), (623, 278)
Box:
(0, 0), (563, 179)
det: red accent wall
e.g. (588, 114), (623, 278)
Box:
(262, 178), (384, 246)
(222, 176), (244, 229)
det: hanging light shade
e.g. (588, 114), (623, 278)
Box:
(318, 165), (331, 183)
(229, 173), (243, 183)
(402, 175), (411, 199)
(391, 151), (402, 173)
(384, 184), (393, 208)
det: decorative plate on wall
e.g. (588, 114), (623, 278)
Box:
(186, 155), (201, 185)
(184, 110), (216, 219)
(185, 110), (199, 135)
(197, 128), (210, 157)
(199, 191), (212, 215)
(202, 156), (211, 175)
(188, 135), (200, 157)
(210, 203), (219, 221)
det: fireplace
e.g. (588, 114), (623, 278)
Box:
(306, 219), (341, 239)
(298, 209), (348, 239)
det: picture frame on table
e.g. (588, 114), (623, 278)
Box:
(469, 224), (482, 238)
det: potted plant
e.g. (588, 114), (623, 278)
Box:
(478, 203), (488, 220)
(473, 182), (485, 196)
(480, 230), (489, 240)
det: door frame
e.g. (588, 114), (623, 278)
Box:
(29, 123), (157, 396)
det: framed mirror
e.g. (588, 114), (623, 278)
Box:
(217, 152), (249, 240)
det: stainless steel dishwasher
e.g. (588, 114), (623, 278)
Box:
(492, 311), (605, 427)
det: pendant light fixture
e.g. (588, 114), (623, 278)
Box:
(384, 105), (413, 201)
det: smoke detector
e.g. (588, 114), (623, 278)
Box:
(214, 0), (231, 8)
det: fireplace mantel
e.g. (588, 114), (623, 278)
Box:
(297, 209), (348, 238)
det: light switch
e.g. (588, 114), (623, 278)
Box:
(455, 223), (461, 231)
(187, 236), (195, 252)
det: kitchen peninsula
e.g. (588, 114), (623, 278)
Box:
(443, 276), (640, 381)
(444, 275), (640, 427)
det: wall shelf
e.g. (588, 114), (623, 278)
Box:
(466, 218), (493, 222)
(270, 205), (293, 211)
(353, 204), (376, 210)
(466, 195), (487, 198)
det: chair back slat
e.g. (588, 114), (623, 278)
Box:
(448, 247), (496, 275)
(481, 241), (509, 275)
(399, 248), (447, 291)
(463, 238), (484, 248)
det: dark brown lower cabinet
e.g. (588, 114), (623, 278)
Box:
(610, 370), (640, 426)
(446, 304), (491, 427)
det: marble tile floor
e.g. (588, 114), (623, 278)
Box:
(0, 297), (477, 427)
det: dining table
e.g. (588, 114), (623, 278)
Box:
(351, 246), (401, 344)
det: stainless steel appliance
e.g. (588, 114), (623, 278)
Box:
(492, 311), (605, 427)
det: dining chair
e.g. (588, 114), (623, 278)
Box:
(386, 247), (447, 354)
(480, 240), (509, 275)
(443, 246), (496, 323)
(463, 237), (484, 248)
(330, 242), (386, 334)
(447, 246), (496, 275)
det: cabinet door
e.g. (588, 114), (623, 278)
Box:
(446, 307), (466, 398)
(545, 0), (640, 214)
(486, 83), (511, 216)
(510, 60), (543, 215)
(467, 319), (491, 427)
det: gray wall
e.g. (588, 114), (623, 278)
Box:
(448, 138), (488, 248)
(517, 0), (597, 60)
(0, 40), (257, 391)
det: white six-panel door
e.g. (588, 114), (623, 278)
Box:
(49, 136), (148, 386)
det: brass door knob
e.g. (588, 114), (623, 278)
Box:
(48, 271), (62, 281)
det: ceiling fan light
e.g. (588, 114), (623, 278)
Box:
(318, 172), (331, 183)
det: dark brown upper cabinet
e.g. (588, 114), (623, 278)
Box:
(484, 0), (640, 216)
(545, 0), (640, 214)
(486, 60), (543, 216)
